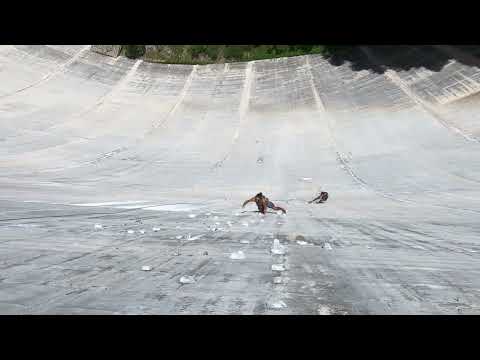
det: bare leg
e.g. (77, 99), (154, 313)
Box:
(272, 206), (286, 214)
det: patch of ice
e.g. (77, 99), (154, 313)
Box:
(187, 234), (204, 241)
(141, 266), (152, 271)
(273, 277), (282, 284)
(72, 200), (148, 207)
(271, 239), (286, 255)
(139, 229), (145, 234)
(324, 242), (333, 250)
(127, 229), (134, 234)
(230, 251), (246, 260)
(179, 275), (195, 284)
(272, 264), (286, 272)
(94, 224), (103, 230)
(205, 212), (211, 216)
(240, 239), (250, 244)
(175, 235), (183, 240)
(297, 241), (308, 246)
(152, 227), (161, 232)
(214, 216), (219, 220)
(188, 214), (197, 218)
(268, 300), (287, 309)
(215, 222), (220, 226)
(235, 213), (241, 217)
(301, 177), (313, 181)
(146, 204), (202, 212)
(317, 305), (332, 315)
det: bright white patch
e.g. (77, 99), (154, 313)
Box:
(179, 275), (195, 284)
(94, 224), (103, 230)
(146, 204), (202, 212)
(272, 264), (286, 272)
(271, 239), (286, 255)
(317, 305), (332, 315)
(230, 251), (246, 260)
(268, 300), (287, 309)
(273, 277), (282, 284)
(215, 222), (220, 226)
(242, 222), (249, 227)
(175, 235), (183, 240)
(139, 229), (145, 234)
(214, 216), (219, 220)
(260, 219), (265, 222)
(240, 239), (250, 244)
(297, 241), (309, 245)
(141, 266), (152, 271)
(152, 227), (161, 232)
(188, 214), (196, 218)
(72, 200), (148, 207)
(206, 212), (211, 216)
(127, 230), (134, 234)
(301, 177), (313, 181)
(324, 242), (333, 250)
(187, 234), (204, 241)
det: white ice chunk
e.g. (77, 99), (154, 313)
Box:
(127, 229), (134, 234)
(273, 277), (282, 284)
(324, 242), (333, 250)
(317, 305), (332, 315)
(240, 239), (250, 244)
(268, 300), (287, 309)
(297, 241), (308, 246)
(179, 275), (195, 284)
(152, 227), (161, 232)
(230, 251), (246, 260)
(188, 234), (204, 241)
(272, 264), (286, 272)
(271, 239), (286, 255)
(176, 235), (183, 240)
(188, 214), (196, 218)
(94, 224), (103, 230)
(139, 229), (145, 234)
(141, 266), (152, 271)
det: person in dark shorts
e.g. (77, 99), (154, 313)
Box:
(242, 192), (287, 214)
(308, 191), (329, 204)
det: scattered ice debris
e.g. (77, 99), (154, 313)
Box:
(152, 227), (161, 232)
(127, 229), (134, 234)
(271, 239), (286, 255)
(272, 264), (286, 272)
(141, 266), (152, 271)
(242, 222), (249, 227)
(296, 241), (308, 246)
(188, 214), (197, 218)
(139, 229), (145, 234)
(94, 224), (103, 230)
(267, 299), (287, 310)
(175, 235), (183, 240)
(230, 251), (246, 260)
(240, 239), (250, 244)
(179, 275), (195, 284)
(273, 277), (283, 284)
(324, 242), (333, 251)
(317, 305), (332, 315)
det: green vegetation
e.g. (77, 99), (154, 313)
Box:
(123, 45), (336, 64)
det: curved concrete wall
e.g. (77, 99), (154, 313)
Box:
(1, 45), (480, 314)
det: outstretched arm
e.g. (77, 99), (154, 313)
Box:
(242, 197), (256, 208)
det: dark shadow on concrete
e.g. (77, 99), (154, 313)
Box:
(324, 45), (480, 74)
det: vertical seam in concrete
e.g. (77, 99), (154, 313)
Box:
(359, 46), (478, 143)
(0, 45), (91, 100)
(153, 64), (198, 130)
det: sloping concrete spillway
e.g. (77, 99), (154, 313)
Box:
(1, 45), (480, 314)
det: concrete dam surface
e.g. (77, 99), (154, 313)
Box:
(0, 45), (479, 314)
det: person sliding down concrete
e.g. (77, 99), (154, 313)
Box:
(242, 192), (287, 215)
(308, 191), (329, 204)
